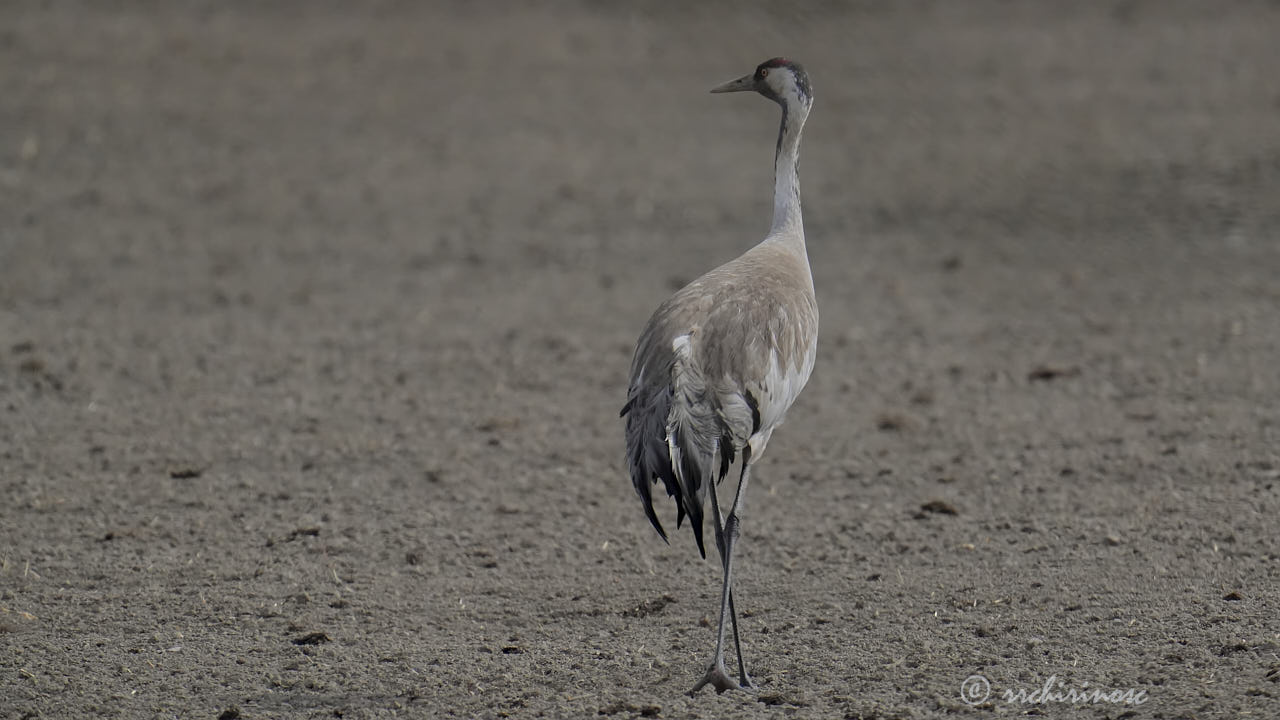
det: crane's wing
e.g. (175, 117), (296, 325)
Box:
(621, 241), (817, 558)
(622, 301), (725, 559)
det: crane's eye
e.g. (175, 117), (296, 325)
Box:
(760, 68), (769, 78)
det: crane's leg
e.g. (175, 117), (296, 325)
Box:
(691, 447), (756, 694)
(723, 451), (757, 690)
(705, 469), (752, 688)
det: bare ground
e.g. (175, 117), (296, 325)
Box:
(2, 2), (1278, 718)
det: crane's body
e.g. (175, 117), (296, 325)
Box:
(620, 58), (817, 694)
(623, 239), (817, 552)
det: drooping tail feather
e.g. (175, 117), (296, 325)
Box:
(666, 423), (709, 558)
(663, 342), (726, 558)
(622, 369), (722, 558)
(622, 386), (693, 551)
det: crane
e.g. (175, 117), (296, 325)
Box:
(621, 58), (818, 694)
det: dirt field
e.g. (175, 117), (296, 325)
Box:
(2, 2), (1278, 718)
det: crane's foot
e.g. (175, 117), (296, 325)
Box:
(690, 663), (756, 694)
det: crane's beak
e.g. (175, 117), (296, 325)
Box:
(710, 73), (755, 94)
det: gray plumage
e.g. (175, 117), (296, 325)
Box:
(622, 243), (816, 553)
(620, 58), (818, 694)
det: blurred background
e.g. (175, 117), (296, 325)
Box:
(2, 2), (1277, 717)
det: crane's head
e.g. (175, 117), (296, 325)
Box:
(710, 57), (812, 111)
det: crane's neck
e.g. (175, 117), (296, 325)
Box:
(770, 101), (809, 241)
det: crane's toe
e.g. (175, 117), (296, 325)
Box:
(690, 663), (755, 695)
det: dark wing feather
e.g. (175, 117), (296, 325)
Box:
(623, 382), (705, 554)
